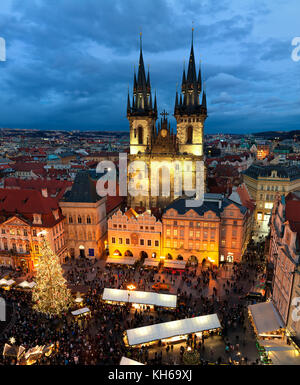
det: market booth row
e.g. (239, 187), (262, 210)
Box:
(124, 313), (221, 347)
(102, 288), (177, 310)
(248, 301), (291, 365)
(106, 257), (135, 266)
(248, 301), (284, 340)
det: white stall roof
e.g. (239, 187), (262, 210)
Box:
(248, 301), (284, 335)
(106, 257), (135, 265)
(0, 279), (15, 286)
(143, 259), (159, 267)
(163, 260), (186, 269)
(126, 313), (221, 346)
(71, 307), (90, 316)
(120, 357), (145, 365)
(103, 288), (177, 308)
(18, 281), (36, 289)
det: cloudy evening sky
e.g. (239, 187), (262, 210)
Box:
(0, 0), (299, 133)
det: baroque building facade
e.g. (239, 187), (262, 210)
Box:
(127, 37), (207, 211)
(0, 188), (67, 272)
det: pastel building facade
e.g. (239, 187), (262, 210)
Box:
(107, 208), (162, 260)
(269, 192), (300, 329)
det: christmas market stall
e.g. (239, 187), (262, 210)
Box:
(163, 260), (186, 270)
(257, 339), (300, 365)
(71, 307), (91, 317)
(143, 259), (159, 268)
(2, 343), (25, 363)
(124, 313), (221, 347)
(102, 288), (177, 310)
(119, 356), (145, 365)
(106, 257), (135, 266)
(0, 278), (16, 290)
(17, 280), (36, 290)
(248, 301), (285, 340)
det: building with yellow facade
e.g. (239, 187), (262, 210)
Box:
(243, 164), (300, 234)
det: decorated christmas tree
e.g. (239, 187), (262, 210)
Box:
(32, 231), (73, 316)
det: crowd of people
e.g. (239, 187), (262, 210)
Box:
(0, 240), (266, 365)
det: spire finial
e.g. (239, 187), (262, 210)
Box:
(192, 21), (194, 46)
(140, 31), (142, 51)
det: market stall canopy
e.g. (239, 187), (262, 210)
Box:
(3, 343), (25, 358)
(0, 279), (15, 286)
(18, 281), (36, 289)
(143, 259), (159, 267)
(260, 340), (300, 365)
(163, 260), (186, 269)
(103, 288), (177, 308)
(248, 301), (284, 335)
(106, 257), (135, 265)
(126, 313), (221, 346)
(71, 307), (90, 316)
(120, 357), (145, 365)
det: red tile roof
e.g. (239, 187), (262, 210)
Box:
(4, 177), (72, 201)
(0, 188), (64, 227)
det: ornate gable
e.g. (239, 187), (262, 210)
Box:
(2, 216), (30, 227)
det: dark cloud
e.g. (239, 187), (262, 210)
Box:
(0, 0), (299, 133)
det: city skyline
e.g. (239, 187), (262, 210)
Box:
(0, 0), (299, 133)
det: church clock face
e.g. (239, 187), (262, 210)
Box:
(160, 128), (167, 138)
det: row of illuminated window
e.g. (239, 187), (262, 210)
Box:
(0, 237), (64, 254)
(69, 215), (92, 224)
(165, 221), (216, 227)
(258, 202), (273, 209)
(111, 237), (159, 247)
(112, 224), (156, 231)
(165, 240), (215, 250)
(165, 239), (238, 249)
(166, 228), (217, 239)
(259, 194), (276, 201)
(166, 228), (238, 239)
(0, 240), (36, 253)
(0, 225), (63, 238)
(260, 185), (285, 191)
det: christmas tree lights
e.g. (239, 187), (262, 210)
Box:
(32, 231), (72, 317)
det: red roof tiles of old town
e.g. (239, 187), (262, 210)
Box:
(0, 188), (63, 227)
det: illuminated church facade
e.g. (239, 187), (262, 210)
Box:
(127, 36), (207, 211)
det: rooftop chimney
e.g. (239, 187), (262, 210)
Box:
(41, 188), (48, 198)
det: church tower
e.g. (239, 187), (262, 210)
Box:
(127, 34), (157, 155)
(174, 31), (207, 156)
(127, 33), (207, 212)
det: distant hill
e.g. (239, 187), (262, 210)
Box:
(254, 130), (300, 140)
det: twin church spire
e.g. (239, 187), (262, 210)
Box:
(175, 31), (207, 117)
(127, 34), (157, 119)
(127, 31), (207, 119)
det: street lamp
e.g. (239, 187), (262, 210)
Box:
(127, 284), (136, 304)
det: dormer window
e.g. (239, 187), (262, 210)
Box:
(33, 214), (42, 224)
(52, 209), (59, 221)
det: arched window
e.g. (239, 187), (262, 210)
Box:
(138, 126), (143, 144)
(69, 216), (73, 224)
(186, 126), (193, 144)
(78, 215), (82, 224)
(87, 215), (91, 224)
